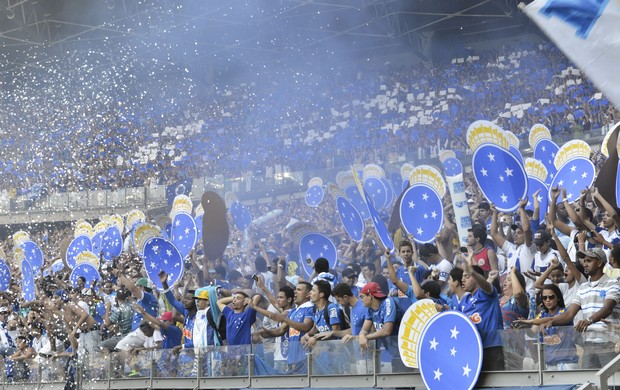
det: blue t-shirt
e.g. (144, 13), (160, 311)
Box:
(311, 302), (342, 332)
(161, 325), (183, 349)
(132, 292), (159, 331)
(457, 287), (503, 348)
(222, 305), (257, 346)
(349, 300), (366, 336)
(287, 302), (314, 365)
(364, 297), (403, 336)
(164, 290), (195, 348)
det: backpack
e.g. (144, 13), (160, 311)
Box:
(314, 304), (350, 330)
(206, 308), (227, 343)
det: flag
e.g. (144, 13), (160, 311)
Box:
(523, 0), (620, 109)
(418, 311), (482, 390)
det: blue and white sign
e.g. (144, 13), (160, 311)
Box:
(20, 241), (44, 276)
(70, 263), (100, 288)
(364, 177), (388, 211)
(143, 237), (185, 291)
(472, 144), (528, 212)
(305, 185), (325, 207)
(230, 201), (253, 230)
(298, 233), (338, 278)
(418, 311), (483, 390)
(66, 235), (93, 269)
(0, 259), (11, 292)
(101, 226), (123, 261)
(336, 196), (364, 242)
(345, 185), (370, 220)
(21, 260), (36, 302)
(171, 211), (197, 259)
(400, 184), (444, 244)
(549, 157), (595, 204)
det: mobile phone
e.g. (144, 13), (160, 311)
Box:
(252, 275), (258, 281)
(460, 246), (468, 254)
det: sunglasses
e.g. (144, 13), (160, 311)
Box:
(542, 295), (556, 301)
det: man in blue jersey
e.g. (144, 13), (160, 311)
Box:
(216, 290), (259, 346)
(358, 282), (406, 373)
(300, 280), (342, 349)
(159, 271), (197, 351)
(458, 253), (505, 371)
(254, 282), (314, 373)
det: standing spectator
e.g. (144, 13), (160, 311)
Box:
(358, 282), (405, 372)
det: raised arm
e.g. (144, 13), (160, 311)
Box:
(463, 250), (493, 294)
(384, 248), (410, 294)
(592, 186), (620, 230)
(549, 187), (575, 236)
(490, 203), (506, 248)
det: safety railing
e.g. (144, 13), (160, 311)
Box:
(3, 326), (620, 389)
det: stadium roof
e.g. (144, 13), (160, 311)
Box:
(0, 0), (533, 71)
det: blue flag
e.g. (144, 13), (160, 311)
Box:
(336, 196), (364, 242)
(66, 235), (93, 269)
(400, 184), (444, 244)
(230, 201), (252, 230)
(0, 259), (11, 292)
(298, 233), (338, 278)
(143, 237), (185, 291)
(472, 144), (528, 212)
(101, 226), (123, 261)
(171, 211), (197, 259)
(70, 263), (100, 288)
(363, 189), (394, 251)
(418, 311), (482, 390)
(21, 260), (36, 302)
(305, 185), (325, 207)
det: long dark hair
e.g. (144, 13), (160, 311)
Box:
(540, 284), (566, 312)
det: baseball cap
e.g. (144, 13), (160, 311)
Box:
(533, 229), (551, 245)
(341, 268), (357, 279)
(360, 282), (386, 299)
(580, 248), (606, 262)
(159, 311), (173, 321)
(136, 278), (150, 287)
(0, 307), (8, 314)
(194, 288), (209, 300)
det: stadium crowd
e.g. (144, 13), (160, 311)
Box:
(0, 41), (618, 199)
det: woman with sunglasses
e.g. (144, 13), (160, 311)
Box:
(515, 284), (579, 370)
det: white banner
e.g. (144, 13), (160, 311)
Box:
(522, 0), (620, 109)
